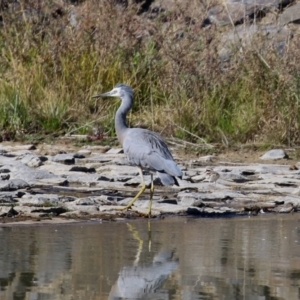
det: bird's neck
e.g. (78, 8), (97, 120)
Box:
(115, 95), (132, 144)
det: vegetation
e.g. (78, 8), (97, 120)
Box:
(0, 0), (299, 147)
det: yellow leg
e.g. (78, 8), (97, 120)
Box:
(147, 174), (154, 217)
(127, 223), (143, 266)
(123, 168), (146, 210)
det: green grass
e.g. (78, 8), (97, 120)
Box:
(0, 0), (299, 147)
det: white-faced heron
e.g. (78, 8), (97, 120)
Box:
(93, 84), (182, 216)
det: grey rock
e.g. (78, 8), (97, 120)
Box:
(106, 148), (124, 154)
(36, 177), (69, 187)
(74, 153), (85, 159)
(260, 149), (288, 160)
(86, 155), (115, 164)
(75, 197), (102, 205)
(219, 25), (291, 61)
(8, 163), (58, 184)
(191, 174), (206, 183)
(278, 3), (300, 26)
(83, 145), (111, 153)
(20, 194), (61, 206)
(0, 174), (10, 180)
(178, 194), (204, 207)
(52, 154), (75, 165)
(0, 206), (18, 217)
(255, 164), (289, 174)
(77, 149), (92, 156)
(0, 194), (15, 203)
(21, 154), (42, 168)
(0, 179), (30, 191)
(66, 173), (100, 184)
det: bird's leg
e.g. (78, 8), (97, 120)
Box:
(147, 174), (154, 217)
(123, 168), (146, 210)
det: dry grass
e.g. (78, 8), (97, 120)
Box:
(0, 0), (299, 146)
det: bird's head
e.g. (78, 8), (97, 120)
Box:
(93, 83), (134, 99)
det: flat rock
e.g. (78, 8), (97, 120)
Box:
(19, 194), (61, 206)
(0, 144), (36, 152)
(278, 3), (300, 26)
(66, 173), (100, 184)
(82, 145), (111, 153)
(52, 154), (75, 165)
(20, 154), (43, 168)
(36, 177), (69, 186)
(0, 179), (30, 191)
(85, 155), (116, 164)
(77, 149), (92, 156)
(260, 149), (288, 160)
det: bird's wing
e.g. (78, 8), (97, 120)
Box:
(123, 129), (181, 177)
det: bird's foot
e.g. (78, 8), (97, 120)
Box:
(117, 205), (153, 218)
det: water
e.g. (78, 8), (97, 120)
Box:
(1, 215), (300, 300)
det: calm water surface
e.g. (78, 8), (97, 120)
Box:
(1, 215), (300, 300)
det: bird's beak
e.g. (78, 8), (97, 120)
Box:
(92, 90), (112, 98)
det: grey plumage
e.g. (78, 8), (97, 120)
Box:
(93, 83), (182, 216)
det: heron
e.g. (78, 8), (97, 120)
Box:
(93, 84), (182, 216)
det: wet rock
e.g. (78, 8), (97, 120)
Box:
(260, 149), (288, 160)
(52, 154), (75, 165)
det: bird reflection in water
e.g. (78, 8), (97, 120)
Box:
(108, 223), (178, 299)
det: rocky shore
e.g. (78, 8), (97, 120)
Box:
(0, 140), (299, 224)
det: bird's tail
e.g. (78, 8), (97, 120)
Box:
(157, 172), (180, 186)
